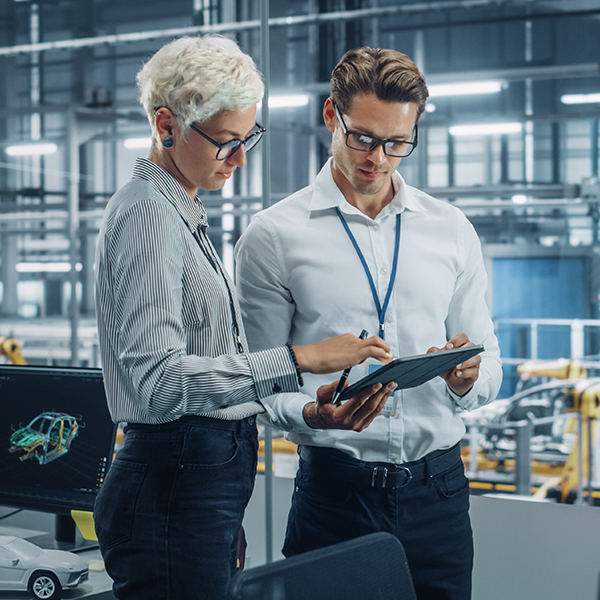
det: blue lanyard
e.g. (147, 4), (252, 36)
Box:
(335, 207), (401, 339)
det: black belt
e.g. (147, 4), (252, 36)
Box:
(299, 443), (462, 489)
(125, 414), (256, 433)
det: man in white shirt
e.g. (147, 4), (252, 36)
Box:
(235, 47), (502, 600)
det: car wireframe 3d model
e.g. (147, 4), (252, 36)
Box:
(9, 412), (79, 465)
(0, 535), (88, 599)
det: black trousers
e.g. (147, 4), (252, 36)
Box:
(94, 415), (258, 600)
(283, 444), (473, 600)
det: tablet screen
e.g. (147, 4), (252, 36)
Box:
(338, 344), (485, 401)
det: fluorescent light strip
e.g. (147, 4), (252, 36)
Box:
(16, 262), (82, 273)
(258, 95), (310, 109)
(124, 137), (152, 149)
(561, 93), (600, 105)
(429, 81), (502, 98)
(5, 143), (58, 156)
(269, 94), (309, 108)
(449, 123), (522, 136)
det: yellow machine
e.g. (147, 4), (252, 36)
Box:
(0, 336), (26, 365)
(517, 357), (587, 381)
(518, 358), (599, 502)
(558, 382), (600, 502)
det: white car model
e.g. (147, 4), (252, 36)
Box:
(0, 535), (89, 599)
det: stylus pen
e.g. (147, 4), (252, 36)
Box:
(331, 329), (369, 403)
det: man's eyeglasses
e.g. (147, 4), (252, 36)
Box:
(190, 122), (266, 161)
(334, 104), (418, 158)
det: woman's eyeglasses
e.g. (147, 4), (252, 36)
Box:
(190, 123), (266, 161)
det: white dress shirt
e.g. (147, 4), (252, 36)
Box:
(235, 158), (502, 463)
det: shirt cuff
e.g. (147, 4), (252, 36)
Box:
(259, 392), (317, 434)
(246, 346), (299, 399)
(448, 378), (486, 411)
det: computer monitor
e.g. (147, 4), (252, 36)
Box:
(0, 365), (117, 548)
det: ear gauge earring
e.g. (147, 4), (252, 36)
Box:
(162, 137), (174, 148)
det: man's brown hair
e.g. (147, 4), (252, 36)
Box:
(330, 47), (429, 120)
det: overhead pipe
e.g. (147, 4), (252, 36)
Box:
(0, 1), (598, 57)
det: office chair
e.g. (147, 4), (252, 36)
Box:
(227, 531), (417, 600)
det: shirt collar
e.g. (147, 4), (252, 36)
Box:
(132, 157), (208, 231)
(309, 157), (427, 218)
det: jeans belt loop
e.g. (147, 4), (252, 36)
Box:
(370, 466), (412, 488)
(424, 453), (431, 485)
(370, 467), (390, 488)
(370, 467), (378, 487)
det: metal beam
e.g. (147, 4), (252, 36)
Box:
(259, 0), (275, 566)
(303, 63), (600, 97)
(0, 1), (598, 57)
(422, 183), (580, 199)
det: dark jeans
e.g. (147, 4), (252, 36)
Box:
(283, 444), (473, 600)
(94, 415), (258, 600)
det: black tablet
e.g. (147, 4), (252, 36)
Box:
(338, 344), (485, 401)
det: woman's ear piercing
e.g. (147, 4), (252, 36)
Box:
(162, 137), (174, 148)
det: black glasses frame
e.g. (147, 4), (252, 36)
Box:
(189, 122), (266, 161)
(334, 104), (418, 158)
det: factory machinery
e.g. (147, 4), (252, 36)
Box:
(5, 332), (599, 505)
(463, 359), (600, 504)
(0, 337), (26, 365)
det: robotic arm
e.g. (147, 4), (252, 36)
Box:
(0, 337), (27, 365)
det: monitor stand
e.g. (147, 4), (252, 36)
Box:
(27, 514), (98, 553)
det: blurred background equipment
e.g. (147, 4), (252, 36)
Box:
(463, 358), (600, 504)
(0, 336), (26, 365)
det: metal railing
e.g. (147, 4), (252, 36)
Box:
(464, 412), (598, 505)
(494, 317), (600, 365)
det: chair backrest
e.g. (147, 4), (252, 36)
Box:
(227, 532), (416, 600)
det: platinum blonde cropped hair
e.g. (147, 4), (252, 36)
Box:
(137, 35), (264, 139)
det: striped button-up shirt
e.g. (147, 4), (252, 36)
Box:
(95, 158), (298, 424)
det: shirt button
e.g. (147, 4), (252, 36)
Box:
(373, 225), (380, 231)
(386, 315), (393, 323)
(381, 267), (388, 275)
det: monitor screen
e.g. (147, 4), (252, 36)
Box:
(0, 365), (116, 515)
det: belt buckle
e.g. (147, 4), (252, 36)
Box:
(370, 465), (413, 488)
(396, 466), (412, 488)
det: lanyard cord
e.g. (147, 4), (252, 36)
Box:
(335, 207), (401, 339)
(194, 225), (245, 354)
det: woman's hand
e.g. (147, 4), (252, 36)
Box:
(292, 333), (392, 375)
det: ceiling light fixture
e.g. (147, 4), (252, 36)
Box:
(124, 137), (152, 149)
(5, 143), (58, 156)
(258, 95), (310, 109)
(16, 262), (83, 273)
(449, 123), (522, 136)
(429, 81), (503, 98)
(561, 93), (600, 105)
